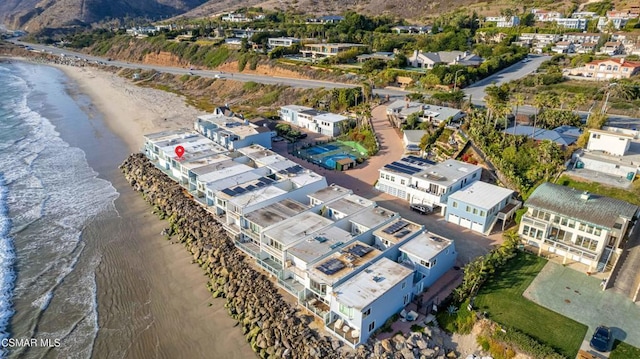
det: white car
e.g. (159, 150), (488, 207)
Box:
(214, 74), (223, 79)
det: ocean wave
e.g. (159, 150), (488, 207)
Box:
(0, 175), (16, 359)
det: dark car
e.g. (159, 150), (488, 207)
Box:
(298, 133), (308, 139)
(589, 326), (611, 352)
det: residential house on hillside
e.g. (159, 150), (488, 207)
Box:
(571, 11), (598, 19)
(221, 12), (251, 22)
(519, 182), (638, 272)
(554, 18), (588, 30)
(569, 58), (640, 79)
(484, 16), (520, 27)
(598, 11), (639, 31)
(407, 50), (484, 69)
(563, 32), (601, 44)
(598, 42), (625, 55)
(300, 43), (368, 59)
(573, 127), (640, 181)
(391, 25), (432, 34)
(552, 41), (575, 54)
(515, 33), (561, 52)
(403, 131), (430, 153)
(532, 9), (562, 22)
(306, 15), (344, 24)
(267, 37), (300, 48)
(445, 181), (520, 234)
(356, 52), (396, 63)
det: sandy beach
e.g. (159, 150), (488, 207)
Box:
(57, 65), (204, 152)
(54, 64), (256, 358)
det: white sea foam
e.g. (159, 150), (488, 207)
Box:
(0, 62), (119, 358)
(0, 177), (16, 358)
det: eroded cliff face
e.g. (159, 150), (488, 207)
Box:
(143, 51), (191, 68)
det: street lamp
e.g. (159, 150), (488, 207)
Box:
(453, 69), (464, 92)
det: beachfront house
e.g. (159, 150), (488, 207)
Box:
(268, 37), (300, 48)
(143, 129), (231, 186)
(376, 159), (482, 214)
(398, 232), (457, 293)
(195, 113), (272, 150)
(328, 257), (414, 347)
(386, 100), (465, 128)
(519, 182), (638, 272)
(445, 181), (520, 234)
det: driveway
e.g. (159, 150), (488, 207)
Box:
(464, 55), (550, 105)
(524, 262), (640, 355)
(273, 103), (503, 264)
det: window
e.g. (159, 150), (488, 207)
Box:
(339, 303), (353, 317)
(553, 216), (560, 224)
(452, 201), (458, 208)
(561, 217), (568, 226)
(579, 222), (586, 231)
(523, 225), (531, 236)
(472, 208), (478, 215)
(401, 281), (406, 289)
(586, 225), (594, 234)
(576, 235), (598, 252)
(473, 173), (477, 178)
(568, 219), (575, 228)
(466, 206), (471, 212)
(363, 308), (371, 318)
(480, 210), (485, 217)
(400, 179), (405, 185)
(594, 228), (602, 236)
(368, 321), (375, 332)
(403, 294), (410, 305)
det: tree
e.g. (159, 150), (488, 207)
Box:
(511, 93), (525, 135)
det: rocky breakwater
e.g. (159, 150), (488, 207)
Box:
(120, 153), (456, 359)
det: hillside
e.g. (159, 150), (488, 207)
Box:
(0, 0), (207, 33)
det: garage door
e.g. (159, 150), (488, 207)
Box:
(447, 213), (460, 225)
(471, 222), (484, 233)
(459, 218), (472, 229)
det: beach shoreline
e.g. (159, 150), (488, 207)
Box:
(51, 63), (255, 358)
(55, 64), (204, 153)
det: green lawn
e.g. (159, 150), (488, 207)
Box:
(556, 175), (640, 206)
(474, 252), (587, 358)
(610, 340), (640, 359)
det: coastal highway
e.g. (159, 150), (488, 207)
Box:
(7, 39), (409, 99)
(8, 39), (640, 126)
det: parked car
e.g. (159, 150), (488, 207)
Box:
(410, 204), (432, 215)
(272, 136), (285, 142)
(298, 133), (308, 139)
(589, 326), (611, 352)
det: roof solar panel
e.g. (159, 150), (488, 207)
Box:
(349, 244), (373, 257)
(316, 258), (345, 275)
(245, 185), (256, 191)
(234, 187), (246, 194)
(256, 182), (266, 187)
(222, 188), (236, 196)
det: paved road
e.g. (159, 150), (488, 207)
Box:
(7, 39), (408, 99)
(463, 55), (551, 105)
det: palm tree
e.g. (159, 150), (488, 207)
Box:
(532, 93), (546, 139)
(511, 93), (525, 135)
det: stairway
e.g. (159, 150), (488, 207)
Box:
(608, 223), (640, 301)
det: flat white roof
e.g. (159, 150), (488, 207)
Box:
(448, 181), (514, 209)
(188, 154), (236, 174)
(205, 168), (270, 191)
(308, 184), (352, 203)
(313, 113), (349, 123)
(326, 194), (374, 215)
(281, 105), (314, 112)
(414, 159), (482, 187)
(196, 162), (256, 184)
(288, 226), (353, 264)
(333, 257), (413, 310)
(399, 232), (453, 263)
(264, 212), (334, 247)
(374, 218), (424, 245)
(244, 199), (309, 228)
(229, 184), (288, 208)
(349, 207), (397, 230)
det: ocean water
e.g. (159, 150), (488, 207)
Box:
(0, 62), (119, 358)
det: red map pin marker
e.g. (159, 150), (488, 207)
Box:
(175, 145), (185, 159)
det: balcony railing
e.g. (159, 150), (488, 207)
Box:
(302, 297), (331, 324)
(327, 319), (360, 347)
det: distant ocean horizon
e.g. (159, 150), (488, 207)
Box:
(0, 61), (119, 358)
